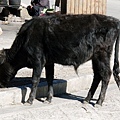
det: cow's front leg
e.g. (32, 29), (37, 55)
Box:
(45, 63), (54, 103)
(26, 63), (43, 105)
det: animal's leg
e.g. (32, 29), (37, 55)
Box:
(95, 79), (110, 106)
(96, 53), (111, 105)
(96, 71), (111, 106)
(84, 59), (101, 103)
(84, 53), (111, 106)
(26, 61), (43, 105)
(45, 63), (54, 103)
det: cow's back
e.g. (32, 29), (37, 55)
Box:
(41, 14), (119, 67)
(12, 14), (119, 69)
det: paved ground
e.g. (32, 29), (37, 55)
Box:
(0, 0), (120, 119)
(0, 83), (119, 120)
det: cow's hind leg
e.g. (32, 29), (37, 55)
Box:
(96, 67), (111, 106)
(96, 57), (111, 106)
(45, 63), (54, 103)
(84, 59), (101, 104)
(84, 54), (111, 106)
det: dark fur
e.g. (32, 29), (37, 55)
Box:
(0, 14), (119, 106)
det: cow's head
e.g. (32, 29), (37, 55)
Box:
(0, 49), (16, 88)
(0, 49), (6, 65)
(0, 62), (15, 88)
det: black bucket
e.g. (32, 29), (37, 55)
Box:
(0, 0), (7, 5)
(9, 0), (21, 9)
(9, 0), (21, 5)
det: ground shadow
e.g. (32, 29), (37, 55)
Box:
(7, 77), (47, 103)
(6, 77), (97, 106)
(55, 93), (97, 106)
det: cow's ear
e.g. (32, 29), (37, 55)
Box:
(0, 49), (6, 64)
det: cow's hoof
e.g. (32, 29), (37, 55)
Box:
(24, 102), (32, 106)
(94, 104), (101, 108)
(44, 99), (51, 104)
(24, 100), (33, 106)
(44, 100), (51, 104)
(83, 100), (89, 104)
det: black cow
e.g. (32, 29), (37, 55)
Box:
(0, 14), (119, 106)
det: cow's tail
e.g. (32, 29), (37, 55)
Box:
(113, 22), (120, 90)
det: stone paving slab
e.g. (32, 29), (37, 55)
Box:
(0, 83), (119, 120)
